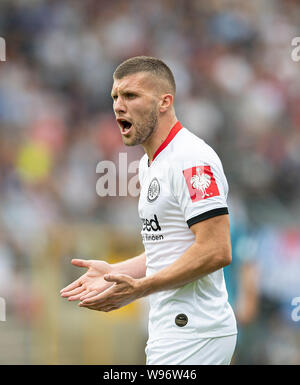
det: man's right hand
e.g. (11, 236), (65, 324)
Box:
(60, 259), (114, 302)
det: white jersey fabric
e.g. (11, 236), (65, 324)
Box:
(138, 121), (237, 343)
(146, 334), (237, 365)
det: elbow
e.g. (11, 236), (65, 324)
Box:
(216, 245), (232, 269)
(223, 250), (232, 267)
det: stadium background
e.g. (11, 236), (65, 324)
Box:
(0, 0), (300, 364)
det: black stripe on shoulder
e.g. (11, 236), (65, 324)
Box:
(187, 207), (229, 228)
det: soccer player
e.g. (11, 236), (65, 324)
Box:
(60, 56), (237, 365)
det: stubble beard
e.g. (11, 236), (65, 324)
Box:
(123, 106), (158, 147)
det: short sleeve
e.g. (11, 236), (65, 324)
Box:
(171, 155), (229, 227)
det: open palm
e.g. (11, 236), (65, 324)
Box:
(60, 259), (114, 301)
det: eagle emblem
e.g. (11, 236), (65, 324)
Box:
(183, 165), (220, 202)
(190, 168), (212, 198)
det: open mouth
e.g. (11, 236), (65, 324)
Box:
(117, 119), (133, 135)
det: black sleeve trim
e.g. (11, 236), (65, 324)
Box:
(187, 207), (229, 228)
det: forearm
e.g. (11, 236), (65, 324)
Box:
(138, 241), (230, 297)
(111, 251), (146, 279)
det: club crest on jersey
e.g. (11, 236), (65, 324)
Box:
(183, 165), (220, 202)
(147, 177), (160, 202)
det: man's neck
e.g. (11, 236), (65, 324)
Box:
(142, 115), (178, 165)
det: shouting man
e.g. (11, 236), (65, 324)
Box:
(60, 56), (237, 365)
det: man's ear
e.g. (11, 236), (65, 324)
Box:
(159, 94), (173, 112)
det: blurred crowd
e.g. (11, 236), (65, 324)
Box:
(0, 0), (300, 364)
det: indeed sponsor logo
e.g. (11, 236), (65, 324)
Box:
(141, 214), (161, 232)
(141, 215), (164, 241)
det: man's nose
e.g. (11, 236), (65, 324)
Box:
(114, 97), (127, 114)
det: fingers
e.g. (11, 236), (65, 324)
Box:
(60, 278), (81, 294)
(60, 259), (90, 294)
(71, 259), (90, 268)
(68, 289), (90, 301)
(79, 289), (100, 301)
(80, 287), (113, 305)
(79, 275), (130, 305)
(104, 273), (129, 284)
(61, 285), (86, 299)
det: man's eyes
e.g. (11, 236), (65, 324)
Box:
(112, 93), (137, 100)
(125, 93), (137, 98)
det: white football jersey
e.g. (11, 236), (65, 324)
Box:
(138, 121), (237, 342)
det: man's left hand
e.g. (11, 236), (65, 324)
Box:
(78, 274), (145, 312)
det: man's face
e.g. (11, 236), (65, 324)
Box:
(111, 72), (160, 146)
